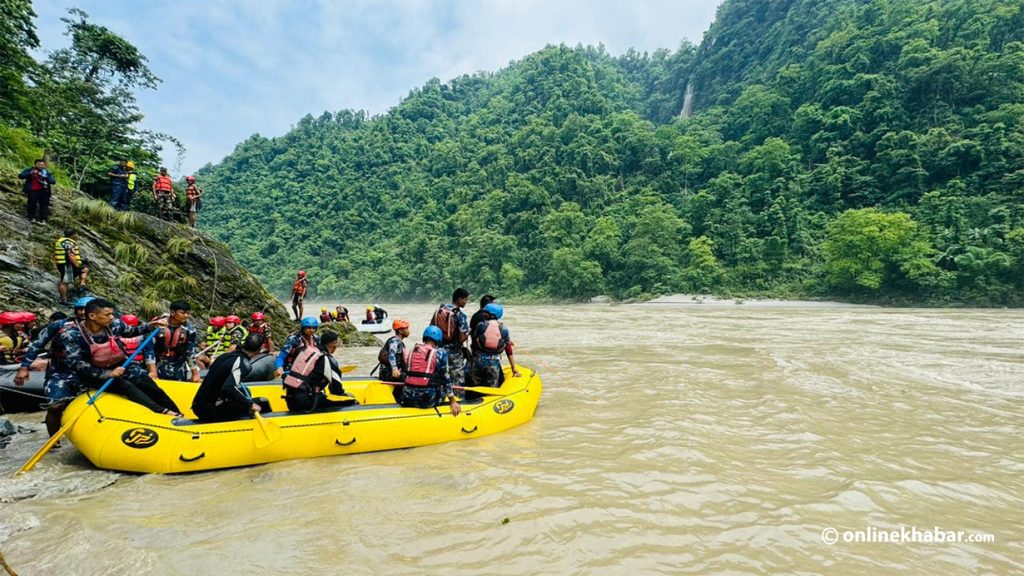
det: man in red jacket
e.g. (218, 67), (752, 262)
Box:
(152, 167), (176, 221)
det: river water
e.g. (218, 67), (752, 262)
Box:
(1, 302), (1021, 575)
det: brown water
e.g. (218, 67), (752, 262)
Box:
(1, 303), (1021, 575)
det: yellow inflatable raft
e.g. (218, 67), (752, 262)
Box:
(61, 367), (542, 474)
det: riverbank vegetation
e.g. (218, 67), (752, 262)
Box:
(197, 0), (1024, 306)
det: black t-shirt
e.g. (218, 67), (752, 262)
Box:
(469, 309), (489, 333)
(192, 351), (251, 412)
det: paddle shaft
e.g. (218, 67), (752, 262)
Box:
(17, 327), (163, 475)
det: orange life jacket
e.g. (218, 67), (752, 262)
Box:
(153, 175), (173, 192)
(405, 343), (439, 387)
(293, 278), (307, 296)
(431, 304), (458, 344)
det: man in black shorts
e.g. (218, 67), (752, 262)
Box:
(53, 228), (90, 305)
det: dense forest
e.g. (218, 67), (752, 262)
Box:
(198, 0), (1024, 305)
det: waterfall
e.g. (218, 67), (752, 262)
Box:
(679, 80), (695, 118)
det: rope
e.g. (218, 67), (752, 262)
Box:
(519, 350), (598, 401)
(0, 385), (49, 400)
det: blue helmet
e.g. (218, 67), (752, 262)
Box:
(300, 316), (319, 328)
(483, 303), (504, 319)
(74, 296), (96, 309)
(423, 325), (443, 343)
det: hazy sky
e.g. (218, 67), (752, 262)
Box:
(32, 0), (722, 174)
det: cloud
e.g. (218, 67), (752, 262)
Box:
(30, 0), (721, 174)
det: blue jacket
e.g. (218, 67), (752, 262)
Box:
(19, 167), (56, 194)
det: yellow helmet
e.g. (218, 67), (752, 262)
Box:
(367, 306), (373, 311)
(321, 307), (327, 312)
(126, 161), (135, 169)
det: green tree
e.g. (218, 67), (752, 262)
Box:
(823, 208), (942, 293)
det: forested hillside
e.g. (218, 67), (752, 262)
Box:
(199, 0), (1024, 305)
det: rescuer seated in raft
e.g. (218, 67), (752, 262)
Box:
(60, 298), (182, 416)
(192, 334), (273, 422)
(397, 326), (461, 417)
(282, 331), (357, 413)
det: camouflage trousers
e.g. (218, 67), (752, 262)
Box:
(445, 346), (467, 398)
(43, 370), (83, 405)
(157, 360), (190, 382)
(471, 356), (504, 388)
(155, 191), (175, 217)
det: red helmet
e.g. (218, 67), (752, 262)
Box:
(251, 312), (265, 321)
(120, 314), (140, 327)
(225, 315), (241, 324)
(14, 311), (37, 324)
(210, 316), (226, 328)
(297, 270), (306, 277)
(0, 311), (19, 326)
(185, 175), (196, 183)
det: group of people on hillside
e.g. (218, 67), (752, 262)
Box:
(18, 159), (206, 229)
(7, 285), (519, 438)
(107, 161), (204, 227)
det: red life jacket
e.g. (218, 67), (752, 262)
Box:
(81, 326), (127, 368)
(253, 322), (272, 352)
(160, 326), (185, 359)
(474, 320), (507, 355)
(120, 335), (142, 357)
(405, 343), (438, 387)
(153, 175), (173, 192)
(283, 347), (324, 389)
(319, 313), (331, 323)
(431, 304), (458, 344)
(292, 278), (307, 296)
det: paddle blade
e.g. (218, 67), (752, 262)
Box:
(16, 417), (76, 475)
(252, 413), (281, 449)
(340, 364), (358, 374)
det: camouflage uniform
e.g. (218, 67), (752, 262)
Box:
(398, 346), (454, 409)
(432, 304), (470, 396)
(470, 321), (512, 388)
(60, 323), (179, 414)
(146, 321), (199, 381)
(20, 319), (82, 404)
(274, 332), (321, 374)
(378, 335), (407, 401)
(156, 191), (176, 219)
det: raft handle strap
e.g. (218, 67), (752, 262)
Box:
(335, 438), (356, 446)
(179, 452), (206, 462)
(461, 426), (478, 434)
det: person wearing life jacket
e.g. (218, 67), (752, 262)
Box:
(397, 326), (461, 416)
(195, 316), (227, 369)
(145, 300), (200, 383)
(290, 270), (308, 321)
(334, 306), (349, 323)
(470, 303), (521, 389)
(319, 307), (332, 324)
(362, 306), (375, 324)
(19, 158), (56, 224)
(124, 161), (137, 210)
(14, 311), (76, 436)
(376, 318), (410, 401)
(0, 311), (33, 364)
(282, 331), (355, 413)
(249, 312), (275, 354)
(152, 167), (176, 221)
(222, 315), (248, 353)
(429, 287), (471, 398)
(53, 228), (90, 306)
(184, 175), (203, 228)
(274, 316), (321, 378)
(117, 314), (146, 363)
(469, 294), (496, 336)
(192, 333), (273, 422)
(60, 298), (181, 416)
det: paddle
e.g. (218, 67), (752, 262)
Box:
(340, 364), (357, 374)
(16, 328), (162, 475)
(241, 382), (280, 448)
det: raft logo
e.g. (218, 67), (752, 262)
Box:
(121, 427), (159, 448)
(493, 399), (515, 414)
